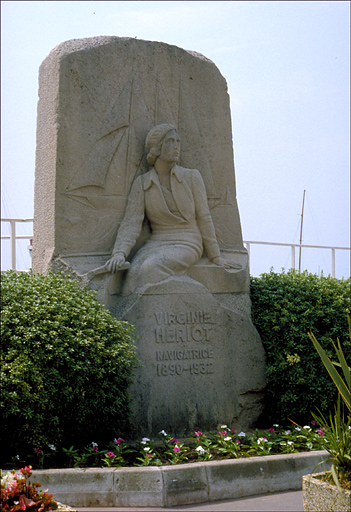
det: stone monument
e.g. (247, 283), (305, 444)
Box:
(33, 36), (266, 437)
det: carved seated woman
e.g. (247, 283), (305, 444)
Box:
(106, 124), (239, 293)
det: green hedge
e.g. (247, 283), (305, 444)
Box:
(250, 269), (351, 426)
(0, 270), (138, 463)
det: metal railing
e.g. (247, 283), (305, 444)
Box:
(244, 240), (350, 278)
(1, 218), (33, 269)
(1, 218), (350, 277)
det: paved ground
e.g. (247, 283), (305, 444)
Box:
(76, 490), (303, 511)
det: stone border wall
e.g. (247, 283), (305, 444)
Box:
(26, 451), (330, 508)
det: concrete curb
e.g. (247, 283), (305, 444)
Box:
(30, 450), (330, 508)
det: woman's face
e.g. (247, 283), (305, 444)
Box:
(159, 130), (180, 164)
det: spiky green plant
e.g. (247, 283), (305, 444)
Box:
(308, 315), (351, 413)
(308, 315), (351, 491)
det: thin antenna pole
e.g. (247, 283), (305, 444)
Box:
(298, 190), (306, 271)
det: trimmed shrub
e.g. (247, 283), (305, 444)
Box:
(0, 270), (138, 463)
(250, 269), (351, 426)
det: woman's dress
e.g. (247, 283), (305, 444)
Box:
(112, 165), (221, 293)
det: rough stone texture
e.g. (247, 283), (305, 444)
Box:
(29, 468), (116, 507)
(33, 36), (266, 436)
(33, 36), (244, 272)
(30, 451), (330, 508)
(112, 284), (265, 437)
(303, 473), (351, 512)
(114, 467), (163, 507)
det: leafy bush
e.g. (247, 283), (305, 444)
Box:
(250, 269), (351, 426)
(0, 270), (138, 464)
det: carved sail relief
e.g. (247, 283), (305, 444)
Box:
(65, 78), (152, 209)
(65, 73), (223, 210)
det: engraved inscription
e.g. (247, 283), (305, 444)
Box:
(156, 348), (214, 361)
(156, 362), (214, 376)
(155, 311), (212, 325)
(154, 311), (216, 376)
(154, 310), (213, 344)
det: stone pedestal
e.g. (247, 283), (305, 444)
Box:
(105, 267), (264, 437)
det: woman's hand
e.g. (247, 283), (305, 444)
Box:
(211, 256), (241, 270)
(106, 252), (127, 273)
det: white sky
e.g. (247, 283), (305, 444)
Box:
(1, 1), (350, 277)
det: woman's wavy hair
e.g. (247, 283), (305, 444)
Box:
(145, 124), (177, 165)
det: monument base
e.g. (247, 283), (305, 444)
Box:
(109, 278), (265, 438)
(51, 255), (266, 438)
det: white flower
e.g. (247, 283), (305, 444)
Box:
(220, 425), (228, 429)
(257, 437), (267, 444)
(144, 447), (151, 452)
(238, 431), (246, 437)
(280, 442), (286, 445)
(159, 430), (167, 436)
(2, 472), (17, 490)
(91, 442), (98, 447)
(295, 427), (301, 431)
(196, 446), (205, 454)
(224, 436), (231, 441)
(48, 444), (56, 451)
(141, 437), (150, 444)
(284, 430), (291, 435)
(273, 424), (279, 427)
(303, 425), (311, 431)
(288, 441), (294, 445)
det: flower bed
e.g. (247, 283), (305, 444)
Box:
(5, 422), (328, 470)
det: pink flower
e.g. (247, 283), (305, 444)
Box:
(169, 438), (178, 444)
(19, 495), (36, 510)
(236, 440), (241, 444)
(174, 446), (180, 452)
(35, 448), (42, 455)
(194, 431), (203, 436)
(267, 428), (275, 432)
(231, 429), (235, 433)
(147, 454), (152, 458)
(114, 437), (124, 445)
(106, 451), (115, 457)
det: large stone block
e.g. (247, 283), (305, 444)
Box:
(33, 36), (244, 272)
(114, 467), (163, 507)
(112, 282), (265, 437)
(31, 469), (115, 507)
(33, 36), (266, 437)
(162, 463), (209, 507)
